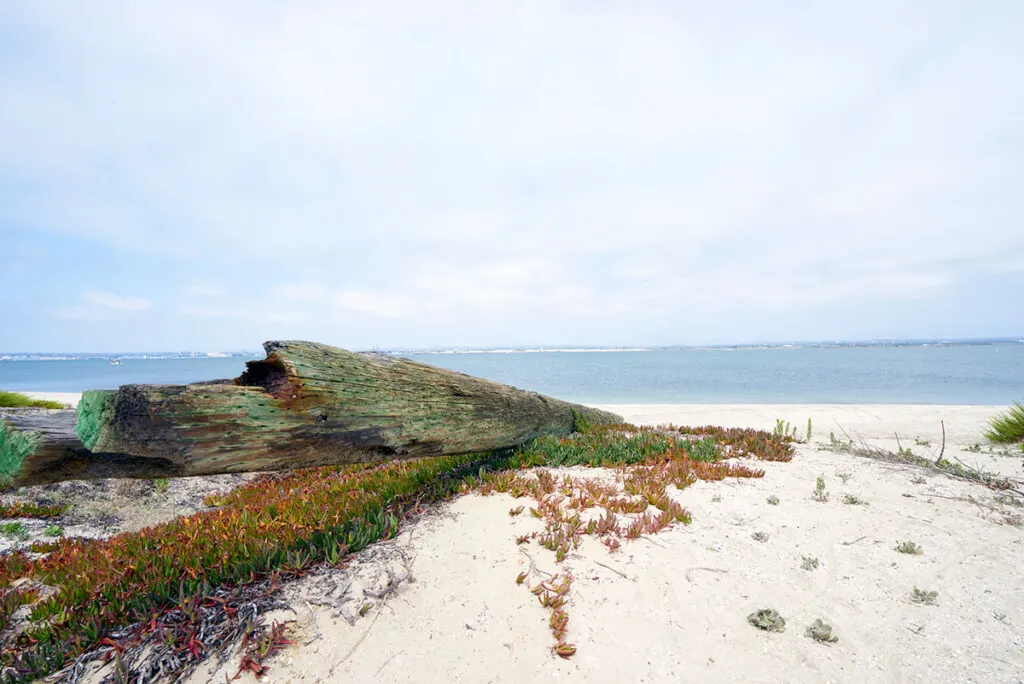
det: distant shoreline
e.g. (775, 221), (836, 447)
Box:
(2, 337), (1023, 360)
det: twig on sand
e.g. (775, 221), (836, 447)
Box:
(685, 567), (728, 582)
(729, 516), (759, 527)
(303, 601), (321, 646)
(594, 560), (631, 580)
(330, 595), (388, 674)
(841, 536), (868, 546)
(833, 422), (1023, 495)
(934, 420), (946, 466)
(374, 650), (405, 676)
(519, 548), (553, 579)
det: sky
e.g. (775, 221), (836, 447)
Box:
(1, 1), (1022, 353)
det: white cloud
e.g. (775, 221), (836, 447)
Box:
(54, 291), (151, 321)
(82, 291), (151, 312)
(5, 2), (1024, 348)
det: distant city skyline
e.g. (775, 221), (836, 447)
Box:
(2, 2), (1022, 353)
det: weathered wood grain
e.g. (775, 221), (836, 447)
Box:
(1, 341), (622, 486)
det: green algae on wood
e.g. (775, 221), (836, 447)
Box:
(2, 341), (623, 486)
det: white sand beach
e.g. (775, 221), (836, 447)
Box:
(167, 403), (1020, 684)
(7, 396), (1022, 682)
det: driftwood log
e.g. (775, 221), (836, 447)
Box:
(0, 341), (622, 486)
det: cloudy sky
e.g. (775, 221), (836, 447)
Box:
(1, 1), (1021, 352)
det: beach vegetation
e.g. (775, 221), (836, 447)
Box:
(766, 494), (779, 505)
(828, 431), (852, 451)
(911, 587), (938, 605)
(43, 525), (63, 537)
(752, 531), (769, 542)
(895, 540), (924, 555)
(800, 555), (819, 571)
(984, 402), (1024, 444)
(747, 608), (786, 632)
(966, 443), (982, 453)
(773, 419), (798, 441)
(0, 392), (66, 410)
(813, 475), (829, 502)
(842, 494), (868, 505)
(836, 472), (851, 483)
(0, 521), (28, 542)
(806, 418), (812, 442)
(0, 420), (795, 679)
(806, 618), (838, 643)
(0, 501), (67, 519)
(153, 477), (171, 493)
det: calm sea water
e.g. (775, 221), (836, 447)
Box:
(2, 345), (1023, 405)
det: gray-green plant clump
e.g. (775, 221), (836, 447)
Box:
(813, 475), (829, 502)
(747, 608), (786, 632)
(895, 540), (924, 555)
(806, 618), (838, 643)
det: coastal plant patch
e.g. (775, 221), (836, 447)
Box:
(985, 402), (1024, 444)
(895, 540), (924, 555)
(800, 555), (819, 571)
(0, 501), (68, 519)
(0, 522), (28, 542)
(747, 608), (786, 632)
(0, 420), (794, 680)
(911, 587), (938, 605)
(806, 618), (838, 643)
(481, 422), (791, 657)
(813, 475), (829, 502)
(0, 392), (65, 410)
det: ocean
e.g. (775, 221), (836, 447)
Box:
(2, 344), (1023, 405)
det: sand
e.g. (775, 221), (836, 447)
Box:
(7, 398), (1022, 682)
(23, 391), (81, 408)
(181, 404), (1023, 684)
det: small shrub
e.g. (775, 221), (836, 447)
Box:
(914, 437), (931, 447)
(836, 472), (851, 484)
(801, 556), (819, 571)
(752, 531), (769, 543)
(911, 587), (938, 605)
(747, 608), (786, 632)
(813, 475), (829, 502)
(806, 618), (838, 643)
(0, 521), (29, 541)
(711, 495), (722, 503)
(153, 478), (171, 494)
(842, 494), (868, 505)
(0, 501), (68, 519)
(44, 524), (63, 537)
(806, 418), (812, 442)
(985, 403), (1024, 444)
(766, 495), (779, 505)
(774, 419), (797, 441)
(966, 443), (982, 453)
(828, 432), (852, 451)
(895, 541), (924, 555)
